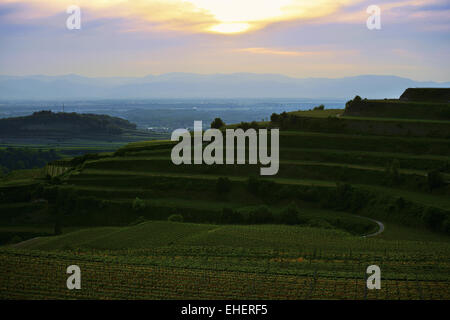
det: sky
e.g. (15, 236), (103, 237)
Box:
(0, 0), (449, 81)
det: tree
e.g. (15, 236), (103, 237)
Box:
(211, 118), (225, 129)
(313, 104), (325, 111)
(248, 205), (273, 224)
(270, 113), (280, 122)
(132, 197), (146, 211)
(279, 202), (300, 225)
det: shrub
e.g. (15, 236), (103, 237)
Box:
(334, 183), (354, 210)
(345, 95), (362, 109)
(211, 118), (225, 129)
(270, 113), (280, 122)
(279, 202), (301, 225)
(250, 121), (259, 129)
(132, 197), (146, 211)
(313, 104), (325, 111)
(238, 122), (251, 130)
(168, 214), (184, 222)
(247, 205), (274, 224)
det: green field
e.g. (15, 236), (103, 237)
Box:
(1, 221), (449, 299)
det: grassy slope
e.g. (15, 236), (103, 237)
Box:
(15, 221), (450, 252)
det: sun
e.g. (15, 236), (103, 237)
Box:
(186, 0), (295, 34)
(208, 23), (251, 34)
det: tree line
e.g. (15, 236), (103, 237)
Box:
(0, 147), (60, 175)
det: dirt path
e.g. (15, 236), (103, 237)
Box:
(356, 216), (385, 238)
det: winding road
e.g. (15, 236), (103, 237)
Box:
(356, 215), (385, 238)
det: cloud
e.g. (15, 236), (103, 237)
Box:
(0, 0), (361, 34)
(235, 47), (326, 56)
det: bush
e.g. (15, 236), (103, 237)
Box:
(247, 205), (274, 224)
(250, 121), (259, 129)
(279, 202), (301, 225)
(345, 95), (362, 109)
(238, 122), (251, 130)
(334, 183), (354, 210)
(211, 118), (225, 129)
(270, 113), (280, 122)
(313, 104), (325, 111)
(168, 214), (184, 222)
(132, 197), (146, 211)
(216, 177), (232, 194)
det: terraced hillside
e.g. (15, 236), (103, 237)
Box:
(344, 88), (450, 120)
(1, 90), (450, 299)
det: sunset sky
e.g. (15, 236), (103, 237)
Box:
(0, 0), (449, 81)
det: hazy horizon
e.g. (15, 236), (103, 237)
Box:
(0, 73), (448, 100)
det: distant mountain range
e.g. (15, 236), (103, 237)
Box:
(0, 73), (448, 100)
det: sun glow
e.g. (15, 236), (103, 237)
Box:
(0, 0), (359, 34)
(208, 23), (251, 34)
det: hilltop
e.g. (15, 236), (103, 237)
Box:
(0, 111), (136, 138)
(343, 88), (450, 121)
(400, 88), (450, 102)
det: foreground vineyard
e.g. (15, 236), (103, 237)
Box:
(1, 240), (449, 299)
